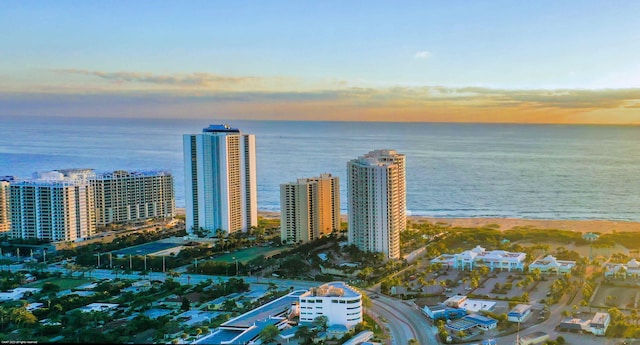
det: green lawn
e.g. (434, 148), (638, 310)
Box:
(211, 246), (289, 264)
(27, 277), (92, 290)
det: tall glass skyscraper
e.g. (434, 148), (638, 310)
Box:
(347, 149), (406, 259)
(183, 124), (257, 235)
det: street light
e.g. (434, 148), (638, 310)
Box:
(233, 257), (239, 276)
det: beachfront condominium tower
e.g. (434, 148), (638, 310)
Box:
(280, 173), (340, 244)
(9, 172), (95, 242)
(183, 124), (257, 235)
(0, 178), (11, 232)
(88, 170), (175, 226)
(347, 149), (406, 259)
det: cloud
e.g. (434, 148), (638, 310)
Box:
(414, 51), (431, 59)
(2, 85), (640, 123)
(53, 69), (265, 88)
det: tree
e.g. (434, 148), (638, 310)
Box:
(313, 315), (328, 332)
(181, 297), (191, 311)
(41, 282), (61, 294)
(630, 309), (639, 327)
(408, 339), (418, 345)
(259, 324), (279, 343)
(295, 326), (312, 343)
(9, 308), (37, 328)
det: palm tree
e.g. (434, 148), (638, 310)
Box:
(630, 309), (639, 327)
(0, 306), (8, 331)
(112, 266), (124, 280)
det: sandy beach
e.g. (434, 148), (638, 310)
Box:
(413, 217), (640, 234)
(176, 208), (640, 234)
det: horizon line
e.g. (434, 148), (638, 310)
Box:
(2, 114), (640, 127)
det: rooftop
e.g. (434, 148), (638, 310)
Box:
(302, 281), (360, 298)
(520, 331), (548, 341)
(202, 124), (241, 133)
(222, 290), (303, 328)
(591, 312), (610, 325)
(464, 314), (497, 325)
(509, 304), (532, 315)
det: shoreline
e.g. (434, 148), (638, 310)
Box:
(177, 208), (640, 234)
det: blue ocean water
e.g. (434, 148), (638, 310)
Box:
(1, 116), (639, 221)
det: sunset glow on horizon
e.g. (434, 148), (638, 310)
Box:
(2, 1), (640, 124)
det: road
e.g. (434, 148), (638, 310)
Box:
(36, 265), (322, 291)
(368, 292), (439, 345)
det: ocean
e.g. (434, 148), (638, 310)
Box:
(1, 116), (639, 221)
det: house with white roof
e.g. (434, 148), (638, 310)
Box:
(79, 303), (119, 313)
(604, 259), (640, 279)
(508, 304), (532, 323)
(442, 246), (526, 272)
(0, 288), (40, 302)
(589, 312), (610, 336)
(529, 255), (576, 275)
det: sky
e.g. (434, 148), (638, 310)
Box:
(1, 1), (640, 123)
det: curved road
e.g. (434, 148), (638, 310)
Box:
(369, 293), (439, 345)
(35, 264), (437, 344)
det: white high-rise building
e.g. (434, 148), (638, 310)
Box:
(89, 170), (175, 226)
(347, 149), (406, 259)
(9, 172), (95, 242)
(183, 124), (257, 235)
(280, 173), (340, 244)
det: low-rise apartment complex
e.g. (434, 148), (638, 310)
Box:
(432, 245), (526, 272)
(528, 255), (576, 274)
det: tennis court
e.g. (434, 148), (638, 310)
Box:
(112, 242), (181, 256)
(212, 246), (288, 264)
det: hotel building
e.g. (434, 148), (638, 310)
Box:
(299, 282), (362, 329)
(89, 170), (175, 226)
(0, 178), (12, 232)
(280, 173), (340, 244)
(347, 149), (406, 259)
(183, 124), (257, 235)
(10, 172), (95, 242)
(431, 245), (526, 271)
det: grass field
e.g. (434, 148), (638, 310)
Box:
(211, 246), (289, 264)
(591, 284), (639, 309)
(27, 277), (92, 290)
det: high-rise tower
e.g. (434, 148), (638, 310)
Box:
(347, 149), (406, 259)
(183, 124), (257, 235)
(280, 173), (340, 244)
(0, 178), (12, 233)
(9, 172), (95, 242)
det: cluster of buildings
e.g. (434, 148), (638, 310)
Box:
(197, 281), (363, 344)
(431, 245), (527, 272)
(184, 124), (407, 259)
(604, 258), (640, 279)
(423, 295), (497, 321)
(0, 170), (175, 242)
(3, 124), (407, 262)
(558, 312), (611, 336)
(431, 246), (580, 275)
